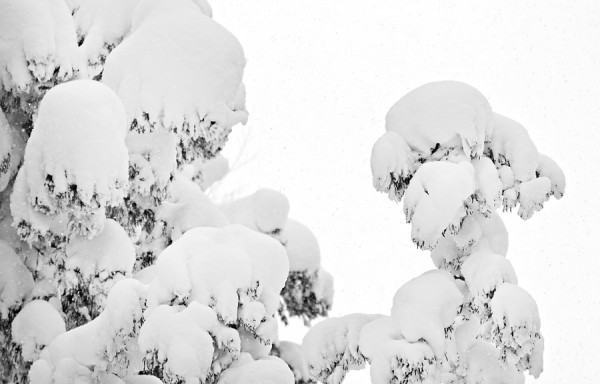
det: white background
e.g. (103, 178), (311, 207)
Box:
(211, 1), (600, 382)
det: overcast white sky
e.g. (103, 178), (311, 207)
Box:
(211, 1), (600, 382)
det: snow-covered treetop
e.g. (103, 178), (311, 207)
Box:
(385, 81), (493, 159)
(0, 0), (81, 94)
(16, 79), (129, 238)
(102, 0), (248, 164)
(371, 81), (565, 250)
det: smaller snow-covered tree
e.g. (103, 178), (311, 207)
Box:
(302, 81), (564, 384)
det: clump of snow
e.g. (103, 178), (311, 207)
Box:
(403, 161), (475, 249)
(21, 79), (129, 238)
(12, 300), (66, 361)
(275, 341), (310, 383)
(65, 219), (135, 278)
(359, 316), (436, 384)
(157, 175), (229, 242)
(0, 239), (34, 318)
(102, 0), (247, 164)
(0, 0), (82, 94)
(391, 270), (463, 357)
(278, 218), (331, 325)
(189, 154), (230, 190)
(220, 189), (290, 240)
(35, 279), (147, 381)
(461, 341), (525, 384)
(472, 157), (502, 216)
(489, 113), (539, 183)
(302, 313), (381, 384)
(516, 177), (552, 220)
(282, 218), (321, 272)
(138, 302), (239, 383)
(62, 219), (136, 325)
(385, 81), (493, 158)
(126, 132), (177, 204)
(10, 167), (69, 249)
(370, 131), (415, 201)
(537, 154), (565, 199)
(475, 212), (508, 256)
(216, 353), (294, 384)
(461, 250), (517, 316)
(489, 283), (543, 376)
(148, 225), (288, 340)
(72, 0), (142, 78)
(429, 212), (508, 273)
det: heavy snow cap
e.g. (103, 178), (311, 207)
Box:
(102, 0), (247, 163)
(385, 81), (493, 158)
(0, 0), (82, 92)
(21, 79), (129, 236)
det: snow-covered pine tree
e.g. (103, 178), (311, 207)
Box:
(0, 0), (333, 382)
(302, 81), (565, 384)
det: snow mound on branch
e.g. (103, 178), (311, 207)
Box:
(126, 132), (177, 203)
(12, 300), (65, 361)
(148, 225), (288, 329)
(10, 167), (69, 248)
(429, 212), (508, 273)
(462, 250), (517, 314)
(489, 113), (539, 182)
(473, 157), (502, 216)
(385, 81), (493, 158)
(490, 283), (543, 377)
(403, 161), (476, 249)
(391, 270), (463, 357)
(158, 175), (229, 241)
(103, 0), (247, 163)
(462, 341), (525, 384)
(139, 302), (240, 383)
(517, 177), (551, 220)
(537, 154), (565, 199)
(475, 212), (508, 256)
(72, 0), (142, 78)
(216, 353), (294, 384)
(302, 313), (381, 384)
(189, 154), (230, 190)
(370, 131), (415, 201)
(34, 279), (147, 381)
(221, 189), (290, 239)
(359, 316), (436, 384)
(275, 341), (310, 383)
(65, 219), (135, 278)
(0, 0), (81, 93)
(0, 240), (34, 318)
(22, 80), (129, 237)
(282, 218), (321, 272)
